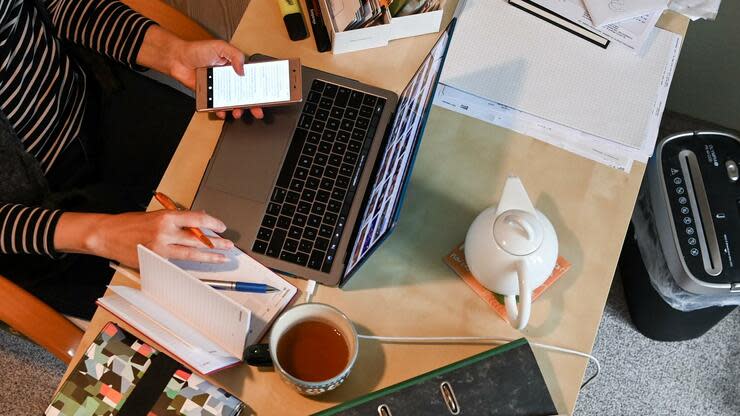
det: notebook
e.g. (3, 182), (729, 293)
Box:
(313, 338), (557, 415)
(45, 322), (244, 416)
(98, 245), (297, 374)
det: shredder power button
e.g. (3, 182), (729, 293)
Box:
(726, 160), (739, 182)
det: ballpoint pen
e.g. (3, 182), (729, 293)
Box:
(154, 191), (215, 249)
(201, 279), (279, 294)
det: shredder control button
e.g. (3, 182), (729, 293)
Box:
(726, 160), (739, 182)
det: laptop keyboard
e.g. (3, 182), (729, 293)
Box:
(252, 79), (386, 273)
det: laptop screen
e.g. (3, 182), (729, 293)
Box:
(344, 21), (456, 277)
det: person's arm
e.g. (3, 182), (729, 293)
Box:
(0, 203), (63, 257)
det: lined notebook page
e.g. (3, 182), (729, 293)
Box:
(138, 245), (251, 359)
(171, 232), (298, 345)
(440, 0), (682, 150)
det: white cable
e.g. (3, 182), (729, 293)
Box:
(305, 280), (317, 303)
(357, 334), (601, 389)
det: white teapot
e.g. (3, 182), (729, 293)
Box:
(464, 176), (558, 330)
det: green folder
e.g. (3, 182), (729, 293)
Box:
(314, 338), (557, 416)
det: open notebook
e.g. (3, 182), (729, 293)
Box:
(98, 245), (297, 374)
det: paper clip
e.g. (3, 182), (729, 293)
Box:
(440, 381), (460, 415)
(377, 404), (392, 416)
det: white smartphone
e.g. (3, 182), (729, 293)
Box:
(195, 58), (302, 112)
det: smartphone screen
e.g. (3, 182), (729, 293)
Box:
(208, 60), (291, 109)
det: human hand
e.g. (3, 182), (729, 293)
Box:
(57, 210), (235, 268)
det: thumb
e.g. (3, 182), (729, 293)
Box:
(219, 42), (245, 76)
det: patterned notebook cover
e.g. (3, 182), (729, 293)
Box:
(46, 322), (243, 416)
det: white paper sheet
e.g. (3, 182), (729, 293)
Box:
(582, 0), (667, 26)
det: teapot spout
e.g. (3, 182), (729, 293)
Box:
(495, 176), (536, 216)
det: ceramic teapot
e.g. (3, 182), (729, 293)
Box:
(464, 176), (558, 330)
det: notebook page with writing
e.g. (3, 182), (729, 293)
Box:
(97, 288), (240, 374)
(138, 245), (251, 359)
(440, 0), (682, 151)
(171, 231), (298, 345)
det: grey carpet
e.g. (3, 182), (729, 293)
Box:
(1, 274), (738, 415)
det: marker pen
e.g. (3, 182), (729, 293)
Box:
(277, 0), (309, 41)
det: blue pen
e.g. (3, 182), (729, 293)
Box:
(202, 279), (279, 294)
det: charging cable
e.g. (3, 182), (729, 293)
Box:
(357, 334), (601, 389)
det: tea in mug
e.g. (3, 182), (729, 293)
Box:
(276, 320), (349, 382)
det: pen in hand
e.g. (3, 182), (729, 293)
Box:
(154, 191), (216, 249)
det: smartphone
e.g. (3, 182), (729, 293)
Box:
(195, 58), (302, 112)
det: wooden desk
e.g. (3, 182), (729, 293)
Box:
(60, 1), (689, 414)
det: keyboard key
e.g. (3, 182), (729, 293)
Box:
(302, 189), (316, 202)
(290, 179), (304, 192)
(351, 129), (365, 141)
(312, 202), (326, 215)
(344, 107), (358, 120)
(327, 199), (342, 213)
(348, 140), (362, 153)
(327, 118), (340, 130)
(319, 97), (333, 109)
(294, 167), (308, 180)
(319, 141), (333, 154)
(284, 237), (299, 252)
(359, 105), (373, 118)
(297, 201), (311, 214)
(344, 152), (358, 165)
(276, 129), (307, 188)
(310, 165), (324, 177)
(298, 155), (312, 168)
(287, 191), (300, 204)
(294, 213), (307, 227)
(267, 203), (281, 216)
(317, 190), (330, 203)
(306, 131), (321, 144)
(315, 153), (328, 165)
(311, 79), (325, 92)
(271, 187), (287, 203)
(325, 166), (339, 178)
(330, 107), (344, 119)
(323, 130), (336, 141)
(363, 94), (377, 107)
(252, 240), (268, 254)
(308, 214), (322, 228)
(302, 143), (318, 156)
(281, 203), (296, 217)
(306, 176), (320, 190)
(348, 91), (364, 108)
(299, 239), (313, 252)
(311, 120), (326, 132)
(319, 224), (333, 239)
(336, 87), (350, 107)
(288, 227), (302, 241)
(295, 251), (309, 266)
(341, 119), (354, 131)
(281, 252), (299, 264)
(257, 227), (273, 241)
(307, 91), (321, 103)
(333, 142), (347, 154)
(356, 117), (369, 129)
(324, 83), (338, 97)
(303, 102), (317, 115)
(329, 154), (342, 166)
(298, 114), (313, 129)
(277, 215), (291, 229)
(320, 178), (334, 190)
(336, 175), (350, 188)
(332, 188), (346, 200)
(315, 109), (329, 121)
(340, 163), (354, 176)
(266, 228), (286, 257)
(308, 250), (324, 270)
(337, 130), (350, 143)
(304, 227), (318, 240)
(324, 212), (338, 225)
(262, 215), (277, 228)
(315, 237), (329, 250)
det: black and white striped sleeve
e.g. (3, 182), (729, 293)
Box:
(46, 0), (156, 68)
(0, 203), (63, 257)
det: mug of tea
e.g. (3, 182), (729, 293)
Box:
(269, 303), (359, 395)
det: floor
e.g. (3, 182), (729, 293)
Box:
(2, 272), (737, 415)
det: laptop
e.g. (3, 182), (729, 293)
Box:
(192, 20), (456, 286)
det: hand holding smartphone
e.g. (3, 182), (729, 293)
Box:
(196, 58), (302, 112)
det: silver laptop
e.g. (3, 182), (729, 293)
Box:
(192, 21), (455, 286)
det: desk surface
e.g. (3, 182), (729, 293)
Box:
(60, 1), (688, 414)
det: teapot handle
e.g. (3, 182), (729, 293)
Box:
(504, 260), (532, 330)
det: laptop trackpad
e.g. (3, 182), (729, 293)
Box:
(205, 107), (298, 203)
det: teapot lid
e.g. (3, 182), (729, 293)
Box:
(493, 210), (544, 256)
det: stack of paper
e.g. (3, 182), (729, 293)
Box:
(434, 0), (682, 172)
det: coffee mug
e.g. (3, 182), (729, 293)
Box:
(269, 303), (359, 395)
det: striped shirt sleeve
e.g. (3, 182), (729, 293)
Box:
(0, 203), (63, 257)
(46, 0), (156, 69)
